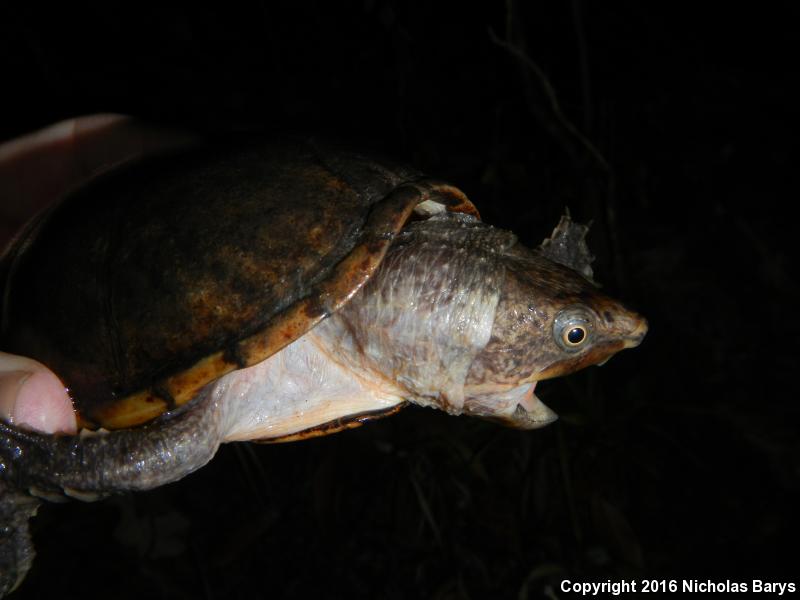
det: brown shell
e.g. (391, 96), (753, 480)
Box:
(0, 139), (478, 429)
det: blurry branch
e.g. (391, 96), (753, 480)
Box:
(409, 463), (444, 547)
(571, 0), (594, 133)
(490, 0), (629, 290)
(557, 426), (583, 544)
(488, 26), (608, 175)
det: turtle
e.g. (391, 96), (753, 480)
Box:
(0, 138), (647, 594)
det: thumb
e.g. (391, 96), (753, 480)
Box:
(0, 352), (76, 434)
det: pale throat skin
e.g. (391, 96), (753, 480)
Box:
(219, 212), (648, 442)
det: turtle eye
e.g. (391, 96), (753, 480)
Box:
(565, 326), (586, 346)
(553, 308), (593, 352)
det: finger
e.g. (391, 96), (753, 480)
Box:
(0, 352), (77, 435)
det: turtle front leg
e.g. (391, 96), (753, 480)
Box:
(0, 384), (227, 596)
(0, 480), (40, 597)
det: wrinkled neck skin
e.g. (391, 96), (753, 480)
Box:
(321, 213), (535, 421)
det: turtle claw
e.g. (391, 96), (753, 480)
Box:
(0, 480), (40, 597)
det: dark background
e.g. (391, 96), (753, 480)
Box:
(2, 2), (797, 598)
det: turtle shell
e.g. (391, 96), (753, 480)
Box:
(0, 139), (478, 430)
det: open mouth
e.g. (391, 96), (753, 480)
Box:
(516, 381), (558, 428)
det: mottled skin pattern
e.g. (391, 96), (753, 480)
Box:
(0, 141), (646, 595)
(466, 241), (645, 389)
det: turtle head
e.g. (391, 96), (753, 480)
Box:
(325, 210), (646, 430)
(462, 250), (647, 428)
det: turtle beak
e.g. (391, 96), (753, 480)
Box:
(483, 381), (558, 430)
(623, 316), (649, 348)
(513, 381), (558, 428)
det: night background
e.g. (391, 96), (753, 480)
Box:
(1, 2), (797, 598)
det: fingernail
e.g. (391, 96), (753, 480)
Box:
(0, 369), (32, 424)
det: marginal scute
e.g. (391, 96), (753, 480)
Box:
(62, 487), (103, 502)
(27, 486), (67, 503)
(87, 390), (168, 430)
(258, 402), (408, 444)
